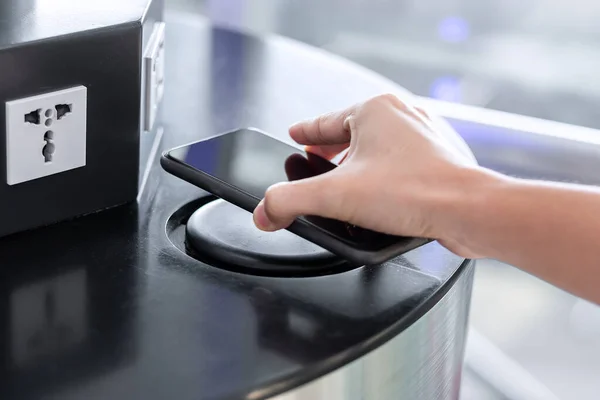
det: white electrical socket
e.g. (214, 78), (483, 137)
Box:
(5, 86), (87, 186)
(143, 22), (166, 132)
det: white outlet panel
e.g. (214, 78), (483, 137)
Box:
(143, 22), (166, 132)
(5, 86), (87, 185)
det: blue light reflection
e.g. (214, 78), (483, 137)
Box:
(438, 16), (470, 43)
(430, 76), (462, 102)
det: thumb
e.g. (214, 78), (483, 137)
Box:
(253, 174), (345, 231)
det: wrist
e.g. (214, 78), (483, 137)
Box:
(425, 165), (510, 254)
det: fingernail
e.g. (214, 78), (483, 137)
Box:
(254, 201), (275, 231)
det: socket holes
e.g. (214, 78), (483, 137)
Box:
(43, 131), (54, 163)
(25, 109), (41, 125)
(45, 119), (53, 127)
(43, 143), (55, 163)
(55, 104), (72, 120)
(5, 85), (87, 185)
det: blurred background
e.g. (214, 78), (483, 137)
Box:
(167, 1), (600, 399)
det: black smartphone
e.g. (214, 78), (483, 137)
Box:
(160, 127), (431, 265)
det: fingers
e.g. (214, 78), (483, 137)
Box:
(305, 152), (337, 173)
(289, 94), (412, 148)
(438, 238), (485, 259)
(289, 106), (357, 146)
(305, 144), (349, 161)
(284, 154), (312, 181)
(284, 153), (337, 183)
(253, 173), (346, 231)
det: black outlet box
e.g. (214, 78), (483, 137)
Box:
(0, 0), (164, 239)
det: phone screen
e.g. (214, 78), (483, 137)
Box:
(166, 128), (402, 250)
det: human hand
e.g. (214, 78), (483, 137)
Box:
(253, 94), (488, 258)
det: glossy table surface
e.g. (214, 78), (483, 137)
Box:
(0, 12), (468, 400)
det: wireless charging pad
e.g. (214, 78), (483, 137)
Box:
(185, 199), (346, 275)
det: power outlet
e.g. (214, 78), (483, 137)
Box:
(5, 86), (87, 186)
(143, 22), (166, 132)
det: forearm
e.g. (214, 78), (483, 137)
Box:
(443, 168), (600, 304)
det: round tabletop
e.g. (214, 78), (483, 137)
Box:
(0, 12), (469, 400)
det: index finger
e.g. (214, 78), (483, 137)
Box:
(304, 144), (349, 161)
(289, 105), (357, 146)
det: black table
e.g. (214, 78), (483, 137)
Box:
(0, 12), (473, 400)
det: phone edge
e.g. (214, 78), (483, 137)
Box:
(160, 137), (433, 265)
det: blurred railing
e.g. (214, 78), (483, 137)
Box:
(420, 97), (600, 186)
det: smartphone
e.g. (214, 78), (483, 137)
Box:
(160, 127), (431, 265)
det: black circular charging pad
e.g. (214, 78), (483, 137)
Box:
(185, 199), (347, 275)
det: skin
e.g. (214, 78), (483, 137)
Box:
(252, 94), (600, 305)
